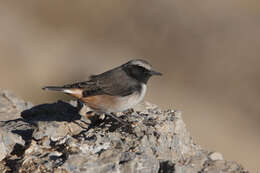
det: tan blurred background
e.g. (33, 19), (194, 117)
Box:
(0, 0), (259, 171)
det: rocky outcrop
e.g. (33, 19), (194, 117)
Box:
(0, 90), (248, 173)
(0, 90), (33, 121)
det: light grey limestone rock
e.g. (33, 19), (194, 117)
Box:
(0, 90), (249, 173)
(0, 127), (25, 161)
(208, 152), (224, 161)
(0, 89), (33, 121)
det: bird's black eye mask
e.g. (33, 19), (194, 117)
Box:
(123, 65), (152, 84)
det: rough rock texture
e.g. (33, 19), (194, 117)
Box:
(0, 90), (248, 173)
(0, 127), (25, 161)
(0, 89), (33, 121)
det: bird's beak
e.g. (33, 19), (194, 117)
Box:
(149, 70), (162, 76)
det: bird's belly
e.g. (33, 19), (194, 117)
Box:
(81, 85), (146, 113)
(114, 92), (143, 112)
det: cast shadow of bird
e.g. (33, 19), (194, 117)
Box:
(20, 100), (133, 134)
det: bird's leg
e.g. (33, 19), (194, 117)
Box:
(77, 99), (89, 116)
(77, 99), (84, 111)
(123, 108), (134, 114)
(77, 100), (94, 122)
(106, 113), (129, 126)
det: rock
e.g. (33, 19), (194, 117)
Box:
(201, 160), (246, 173)
(0, 90), (249, 173)
(0, 118), (34, 141)
(0, 127), (25, 161)
(209, 152), (224, 161)
(0, 89), (33, 121)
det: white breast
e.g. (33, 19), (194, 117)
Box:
(108, 84), (147, 112)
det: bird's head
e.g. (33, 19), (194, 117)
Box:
(122, 59), (162, 84)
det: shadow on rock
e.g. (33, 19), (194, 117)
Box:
(0, 118), (35, 142)
(74, 113), (135, 140)
(21, 100), (81, 122)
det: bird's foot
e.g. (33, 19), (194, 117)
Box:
(123, 108), (134, 114)
(77, 100), (94, 117)
(106, 113), (130, 126)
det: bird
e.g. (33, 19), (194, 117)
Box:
(42, 59), (162, 124)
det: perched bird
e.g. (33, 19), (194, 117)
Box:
(43, 59), (162, 124)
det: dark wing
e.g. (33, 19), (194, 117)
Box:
(64, 68), (141, 97)
(88, 67), (141, 96)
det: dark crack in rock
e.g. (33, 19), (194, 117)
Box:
(158, 161), (175, 173)
(0, 127), (25, 161)
(0, 90), (249, 173)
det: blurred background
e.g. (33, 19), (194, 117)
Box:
(0, 0), (259, 171)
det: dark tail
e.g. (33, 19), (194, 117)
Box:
(42, 86), (66, 92)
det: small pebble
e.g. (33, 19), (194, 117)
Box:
(209, 152), (224, 161)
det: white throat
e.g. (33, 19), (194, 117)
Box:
(138, 84), (147, 103)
